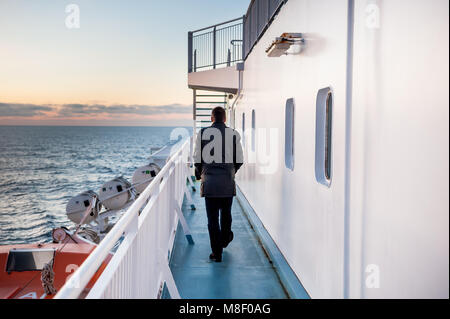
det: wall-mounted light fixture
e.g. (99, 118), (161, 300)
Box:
(265, 33), (304, 57)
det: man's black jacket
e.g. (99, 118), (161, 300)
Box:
(193, 122), (244, 197)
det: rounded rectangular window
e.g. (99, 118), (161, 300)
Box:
(285, 98), (295, 171)
(251, 109), (256, 152)
(242, 112), (246, 147)
(324, 93), (332, 180)
(315, 87), (333, 186)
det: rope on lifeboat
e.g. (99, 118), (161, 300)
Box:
(41, 261), (57, 295)
(38, 196), (100, 296)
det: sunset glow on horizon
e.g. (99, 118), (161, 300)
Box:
(0, 0), (248, 126)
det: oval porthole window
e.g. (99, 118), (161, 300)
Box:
(242, 112), (246, 147)
(285, 98), (295, 171)
(251, 109), (256, 152)
(324, 92), (332, 181)
(315, 87), (333, 187)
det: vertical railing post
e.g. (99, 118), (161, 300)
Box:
(242, 15), (246, 60)
(131, 213), (139, 298)
(227, 49), (231, 67)
(188, 31), (193, 73)
(256, 0), (259, 38)
(193, 89), (197, 135)
(193, 50), (197, 72)
(213, 26), (216, 69)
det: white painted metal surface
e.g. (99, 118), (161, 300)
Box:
(55, 138), (192, 299)
(188, 65), (240, 93)
(234, 0), (349, 298)
(229, 0), (448, 298)
(348, 0), (449, 299)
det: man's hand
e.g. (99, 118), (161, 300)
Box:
(194, 164), (202, 181)
(193, 131), (203, 181)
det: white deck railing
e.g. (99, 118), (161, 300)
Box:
(55, 138), (194, 299)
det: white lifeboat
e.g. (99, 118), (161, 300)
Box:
(98, 177), (132, 211)
(65, 190), (101, 225)
(132, 163), (161, 194)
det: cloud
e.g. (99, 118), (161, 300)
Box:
(0, 102), (192, 118)
(0, 103), (53, 117)
(57, 103), (191, 117)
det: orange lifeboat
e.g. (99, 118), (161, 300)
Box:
(0, 231), (112, 299)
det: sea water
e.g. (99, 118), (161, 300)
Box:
(0, 126), (187, 245)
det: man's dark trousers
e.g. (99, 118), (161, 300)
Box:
(205, 197), (233, 257)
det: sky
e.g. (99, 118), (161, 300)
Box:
(0, 0), (248, 126)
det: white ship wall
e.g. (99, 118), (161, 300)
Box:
(233, 0), (449, 298)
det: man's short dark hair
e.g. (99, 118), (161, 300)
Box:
(212, 107), (226, 123)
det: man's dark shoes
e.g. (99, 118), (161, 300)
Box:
(209, 253), (222, 262)
(222, 231), (234, 248)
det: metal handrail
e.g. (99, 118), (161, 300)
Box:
(187, 0), (289, 72)
(190, 16), (245, 33)
(55, 139), (190, 299)
(243, 0), (288, 59)
(188, 16), (244, 73)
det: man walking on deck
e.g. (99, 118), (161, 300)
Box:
(194, 106), (244, 263)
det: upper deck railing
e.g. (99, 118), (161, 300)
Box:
(243, 0), (287, 58)
(55, 138), (193, 299)
(187, 0), (288, 73)
(188, 17), (244, 72)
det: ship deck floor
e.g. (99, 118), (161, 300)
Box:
(168, 181), (288, 299)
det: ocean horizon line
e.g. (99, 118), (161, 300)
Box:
(0, 124), (191, 128)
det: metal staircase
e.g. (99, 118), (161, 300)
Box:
(193, 89), (228, 131)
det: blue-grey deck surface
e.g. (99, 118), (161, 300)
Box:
(168, 181), (288, 299)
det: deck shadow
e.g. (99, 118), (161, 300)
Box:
(168, 181), (288, 299)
